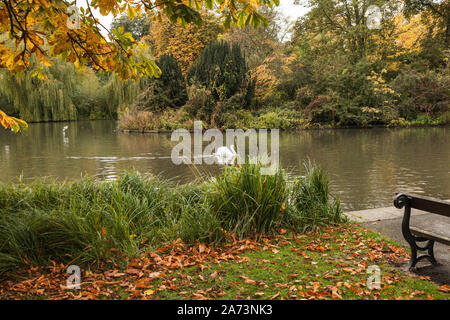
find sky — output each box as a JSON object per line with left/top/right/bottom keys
{"left": 277, "top": 0, "right": 309, "bottom": 22}
{"left": 84, "top": 1, "right": 308, "bottom": 36}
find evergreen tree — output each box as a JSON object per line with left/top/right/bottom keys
{"left": 155, "top": 54, "right": 188, "bottom": 107}
{"left": 187, "top": 41, "right": 248, "bottom": 100}
{"left": 132, "top": 54, "right": 187, "bottom": 111}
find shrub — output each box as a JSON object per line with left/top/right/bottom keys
{"left": 253, "top": 111, "right": 292, "bottom": 129}
{"left": 212, "top": 108, "right": 254, "bottom": 129}
{"left": 184, "top": 85, "right": 216, "bottom": 123}
{"left": 117, "top": 109, "right": 157, "bottom": 131}
{"left": 0, "top": 174, "right": 173, "bottom": 272}
{"left": 211, "top": 93, "right": 248, "bottom": 128}
{"left": 210, "top": 107, "right": 306, "bottom": 130}
{"left": 391, "top": 67, "right": 449, "bottom": 120}
{"left": 117, "top": 108, "right": 193, "bottom": 131}
{"left": 295, "top": 57, "right": 404, "bottom": 126}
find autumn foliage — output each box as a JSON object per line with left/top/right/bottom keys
{"left": 0, "top": 109, "right": 27, "bottom": 132}
{"left": 1, "top": 225, "right": 449, "bottom": 300}
{"left": 0, "top": 0, "right": 281, "bottom": 130}
{"left": 146, "top": 11, "right": 222, "bottom": 75}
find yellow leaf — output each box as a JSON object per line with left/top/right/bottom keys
{"left": 144, "top": 289, "right": 154, "bottom": 296}
{"left": 127, "top": 5, "right": 136, "bottom": 20}
{"left": 0, "top": 109, "right": 28, "bottom": 132}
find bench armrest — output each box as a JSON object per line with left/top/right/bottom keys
{"left": 394, "top": 193, "right": 414, "bottom": 242}
{"left": 394, "top": 193, "right": 411, "bottom": 210}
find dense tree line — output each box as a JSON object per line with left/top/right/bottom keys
{"left": 1, "top": 1, "right": 448, "bottom": 128}
{"left": 120, "top": 0, "right": 448, "bottom": 130}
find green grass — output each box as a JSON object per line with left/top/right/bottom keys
{"left": 1, "top": 224, "right": 448, "bottom": 300}
{"left": 124, "top": 226, "right": 449, "bottom": 300}
{"left": 0, "top": 172, "right": 190, "bottom": 273}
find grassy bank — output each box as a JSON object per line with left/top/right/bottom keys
{"left": 117, "top": 107, "right": 450, "bottom": 132}
{"left": 1, "top": 225, "right": 449, "bottom": 300}
{"left": 0, "top": 162, "right": 343, "bottom": 274}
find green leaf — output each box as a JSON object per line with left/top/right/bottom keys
{"left": 224, "top": 14, "right": 232, "bottom": 29}
{"left": 127, "top": 5, "right": 136, "bottom": 20}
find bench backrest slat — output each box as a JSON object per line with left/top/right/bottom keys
{"left": 407, "top": 194, "right": 450, "bottom": 217}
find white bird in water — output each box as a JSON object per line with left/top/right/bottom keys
{"left": 214, "top": 145, "right": 237, "bottom": 165}
{"left": 62, "top": 125, "right": 69, "bottom": 144}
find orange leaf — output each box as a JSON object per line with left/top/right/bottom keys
{"left": 271, "top": 291, "right": 280, "bottom": 299}
{"left": 438, "top": 285, "right": 450, "bottom": 293}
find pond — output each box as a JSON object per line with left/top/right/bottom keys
{"left": 0, "top": 120, "right": 449, "bottom": 211}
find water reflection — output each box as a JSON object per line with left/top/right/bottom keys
{"left": 0, "top": 121, "right": 448, "bottom": 210}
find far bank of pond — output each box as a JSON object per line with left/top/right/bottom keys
{"left": 0, "top": 120, "right": 449, "bottom": 211}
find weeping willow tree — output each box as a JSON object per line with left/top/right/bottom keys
{"left": 97, "top": 73, "right": 146, "bottom": 117}
{"left": 0, "top": 59, "right": 145, "bottom": 122}
{"left": 70, "top": 69, "right": 146, "bottom": 120}
{"left": 0, "top": 62, "right": 77, "bottom": 122}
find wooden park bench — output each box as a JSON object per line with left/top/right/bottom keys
{"left": 394, "top": 193, "right": 450, "bottom": 271}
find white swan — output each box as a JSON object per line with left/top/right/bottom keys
{"left": 62, "top": 125, "right": 69, "bottom": 144}
{"left": 214, "top": 145, "right": 236, "bottom": 165}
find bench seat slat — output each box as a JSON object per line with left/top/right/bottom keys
{"left": 410, "top": 227, "right": 450, "bottom": 246}
{"left": 410, "top": 214, "right": 450, "bottom": 245}
{"left": 409, "top": 195, "right": 450, "bottom": 217}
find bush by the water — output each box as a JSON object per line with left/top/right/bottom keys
{"left": 0, "top": 162, "right": 345, "bottom": 274}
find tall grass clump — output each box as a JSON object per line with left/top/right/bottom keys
{"left": 0, "top": 173, "right": 174, "bottom": 273}
{"left": 0, "top": 161, "right": 345, "bottom": 274}
{"left": 287, "top": 161, "right": 345, "bottom": 232}
{"left": 208, "top": 163, "right": 288, "bottom": 239}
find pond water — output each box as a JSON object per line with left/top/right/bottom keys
{"left": 0, "top": 120, "right": 449, "bottom": 211}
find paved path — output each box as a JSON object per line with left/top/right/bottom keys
{"left": 345, "top": 201, "right": 450, "bottom": 285}
{"left": 345, "top": 205, "right": 435, "bottom": 223}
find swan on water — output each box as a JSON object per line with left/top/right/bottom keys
{"left": 62, "top": 125, "right": 69, "bottom": 144}
{"left": 214, "top": 145, "right": 236, "bottom": 165}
